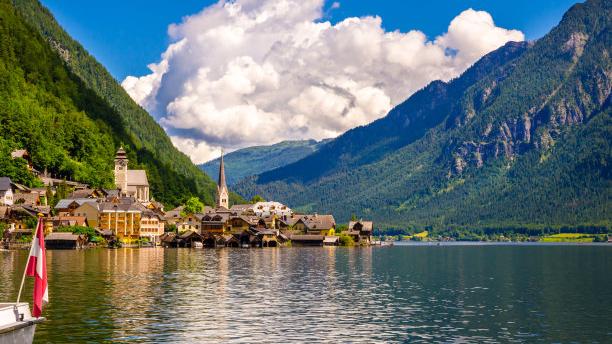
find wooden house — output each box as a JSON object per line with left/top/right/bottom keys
{"left": 346, "top": 220, "right": 374, "bottom": 244}
{"left": 45, "top": 232, "right": 87, "bottom": 249}
{"left": 294, "top": 214, "right": 336, "bottom": 236}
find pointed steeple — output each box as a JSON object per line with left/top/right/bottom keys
{"left": 216, "top": 150, "right": 229, "bottom": 209}
{"left": 218, "top": 150, "right": 227, "bottom": 189}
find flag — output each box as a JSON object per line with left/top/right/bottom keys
{"left": 25, "top": 217, "right": 48, "bottom": 318}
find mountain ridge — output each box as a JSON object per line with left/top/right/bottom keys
{"left": 236, "top": 0, "right": 611, "bottom": 232}
{"left": 9, "top": 0, "right": 250, "bottom": 206}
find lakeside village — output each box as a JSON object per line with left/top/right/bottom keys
{"left": 1, "top": 148, "right": 376, "bottom": 250}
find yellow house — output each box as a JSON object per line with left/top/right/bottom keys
{"left": 72, "top": 202, "right": 100, "bottom": 228}
{"left": 98, "top": 202, "right": 142, "bottom": 242}
{"left": 140, "top": 211, "right": 165, "bottom": 243}
{"left": 295, "top": 214, "right": 336, "bottom": 236}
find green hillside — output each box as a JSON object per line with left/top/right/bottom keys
{"left": 0, "top": 0, "right": 241, "bottom": 207}
{"left": 236, "top": 0, "right": 611, "bottom": 233}
{"left": 200, "top": 139, "right": 330, "bottom": 185}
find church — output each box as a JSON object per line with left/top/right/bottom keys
{"left": 216, "top": 152, "right": 229, "bottom": 209}
{"left": 114, "top": 147, "right": 150, "bottom": 203}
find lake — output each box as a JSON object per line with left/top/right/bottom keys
{"left": 1, "top": 244, "right": 611, "bottom": 343}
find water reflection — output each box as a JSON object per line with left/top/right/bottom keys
{"left": 0, "top": 245, "right": 610, "bottom": 343}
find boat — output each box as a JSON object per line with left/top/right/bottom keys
{"left": 0, "top": 303, "right": 44, "bottom": 344}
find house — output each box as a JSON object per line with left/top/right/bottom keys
{"left": 48, "top": 216, "right": 88, "bottom": 232}
{"left": 165, "top": 206, "right": 184, "bottom": 225}
{"left": 0, "top": 177, "right": 14, "bottom": 206}
{"left": 229, "top": 204, "right": 254, "bottom": 215}
{"left": 294, "top": 214, "right": 336, "bottom": 236}
{"left": 176, "top": 213, "right": 204, "bottom": 234}
{"left": 160, "top": 232, "right": 178, "bottom": 248}
{"left": 68, "top": 188, "right": 107, "bottom": 199}
{"left": 178, "top": 230, "right": 203, "bottom": 248}
{"left": 54, "top": 198, "right": 98, "bottom": 216}
{"left": 251, "top": 201, "right": 292, "bottom": 218}
{"left": 71, "top": 202, "right": 100, "bottom": 228}
{"left": 255, "top": 228, "right": 279, "bottom": 247}
{"left": 347, "top": 220, "right": 374, "bottom": 244}
{"left": 227, "top": 215, "right": 259, "bottom": 234}
{"left": 98, "top": 201, "right": 143, "bottom": 242}
{"left": 13, "top": 192, "right": 40, "bottom": 207}
{"left": 45, "top": 232, "right": 87, "bottom": 249}
{"left": 140, "top": 210, "right": 165, "bottom": 244}
{"left": 114, "top": 147, "right": 150, "bottom": 202}
{"left": 288, "top": 234, "right": 326, "bottom": 246}
{"left": 201, "top": 213, "right": 230, "bottom": 235}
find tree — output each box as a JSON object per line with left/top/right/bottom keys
{"left": 183, "top": 197, "right": 204, "bottom": 215}
{"left": 250, "top": 195, "right": 265, "bottom": 204}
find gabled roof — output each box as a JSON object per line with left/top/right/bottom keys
{"left": 55, "top": 198, "right": 98, "bottom": 210}
{"left": 45, "top": 232, "right": 84, "bottom": 241}
{"left": 0, "top": 177, "right": 12, "bottom": 192}
{"left": 127, "top": 170, "right": 148, "bottom": 186}
{"left": 298, "top": 214, "right": 336, "bottom": 230}
{"left": 348, "top": 220, "right": 373, "bottom": 232}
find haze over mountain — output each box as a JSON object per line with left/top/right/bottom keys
{"left": 199, "top": 139, "right": 331, "bottom": 186}
{"left": 236, "top": 0, "right": 611, "bottom": 231}
{"left": 0, "top": 0, "right": 242, "bottom": 207}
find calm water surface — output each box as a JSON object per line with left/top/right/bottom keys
{"left": 1, "top": 245, "right": 611, "bottom": 343}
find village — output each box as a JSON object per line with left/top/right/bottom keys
{"left": 0, "top": 148, "right": 374, "bottom": 249}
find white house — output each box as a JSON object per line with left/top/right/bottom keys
{"left": 252, "top": 201, "right": 292, "bottom": 218}
{"left": 0, "top": 177, "right": 14, "bottom": 206}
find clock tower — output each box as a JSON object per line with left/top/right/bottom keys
{"left": 114, "top": 146, "right": 128, "bottom": 194}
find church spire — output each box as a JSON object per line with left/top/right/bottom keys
{"left": 218, "top": 150, "right": 227, "bottom": 190}
{"left": 216, "top": 150, "right": 229, "bottom": 209}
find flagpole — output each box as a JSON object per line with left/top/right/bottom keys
{"left": 16, "top": 215, "right": 42, "bottom": 306}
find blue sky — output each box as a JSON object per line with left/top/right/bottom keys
{"left": 42, "top": 0, "right": 579, "bottom": 81}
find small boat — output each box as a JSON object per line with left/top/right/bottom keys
{"left": 380, "top": 241, "right": 394, "bottom": 247}
{"left": 0, "top": 303, "right": 44, "bottom": 344}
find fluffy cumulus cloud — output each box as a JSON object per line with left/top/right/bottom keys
{"left": 122, "top": 0, "right": 523, "bottom": 164}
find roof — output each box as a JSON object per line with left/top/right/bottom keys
{"left": 52, "top": 216, "right": 87, "bottom": 226}
{"left": 68, "top": 189, "right": 105, "bottom": 199}
{"left": 298, "top": 214, "right": 336, "bottom": 231}
{"left": 127, "top": 170, "right": 148, "bottom": 186}
{"left": 55, "top": 198, "right": 98, "bottom": 210}
{"left": 289, "top": 234, "right": 325, "bottom": 241}
{"left": 45, "top": 232, "right": 83, "bottom": 241}
{"left": 13, "top": 193, "right": 39, "bottom": 206}
{"left": 99, "top": 202, "right": 143, "bottom": 212}
{"left": 0, "top": 177, "right": 11, "bottom": 192}
{"left": 349, "top": 221, "right": 373, "bottom": 232}
{"left": 230, "top": 204, "right": 253, "bottom": 213}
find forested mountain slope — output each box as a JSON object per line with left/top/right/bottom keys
{"left": 236, "top": 0, "right": 611, "bottom": 232}
{"left": 1, "top": 0, "right": 241, "bottom": 206}
{"left": 200, "top": 139, "right": 330, "bottom": 185}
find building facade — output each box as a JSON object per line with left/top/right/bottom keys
{"left": 114, "top": 147, "right": 150, "bottom": 203}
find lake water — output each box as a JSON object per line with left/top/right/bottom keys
{"left": 1, "top": 244, "right": 611, "bottom": 343}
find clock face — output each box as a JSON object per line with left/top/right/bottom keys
{"left": 120, "top": 160, "right": 127, "bottom": 167}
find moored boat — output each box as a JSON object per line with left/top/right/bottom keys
{"left": 0, "top": 303, "right": 44, "bottom": 344}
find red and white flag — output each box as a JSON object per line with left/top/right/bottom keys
{"left": 25, "top": 218, "right": 48, "bottom": 317}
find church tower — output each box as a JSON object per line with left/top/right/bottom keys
{"left": 114, "top": 147, "right": 128, "bottom": 194}
{"left": 216, "top": 152, "right": 229, "bottom": 209}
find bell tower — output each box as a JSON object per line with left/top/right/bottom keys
{"left": 216, "top": 151, "right": 229, "bottom": 209}
{"left": 114, "top": 146, "right": 128, "bottom": 194}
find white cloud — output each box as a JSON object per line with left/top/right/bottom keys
{"left": 122, "top": 1, "right": 524, "bottom": 163}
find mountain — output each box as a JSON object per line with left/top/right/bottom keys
{"left": 200, "top": 139, "right": 331, "bottom": 185}
{"left": 1, "top": 0, "right": 242, "bottom": 207}
{"left": 236, "top": 0, "right": 611, "bottom": 233}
